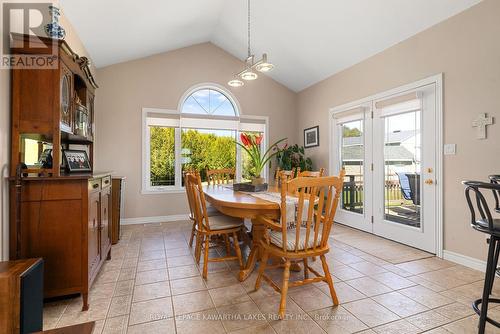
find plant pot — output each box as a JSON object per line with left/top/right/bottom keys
{"left": 251, "top": 177, "right": 265, "bottom": 185}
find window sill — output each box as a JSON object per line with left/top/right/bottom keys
{"left": 141, "top": 188, "right": 185, "bottom": 195}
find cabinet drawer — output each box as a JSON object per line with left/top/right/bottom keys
{"left": 88, "top": 179, "right": 101, "bottom": 192}
{"left": 102, "top": 176, "right": 111, "bottom": 189}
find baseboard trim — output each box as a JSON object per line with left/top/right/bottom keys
{"left": 121, "top": 214, "right": 189, "bottom": 225}
{"left": 443, "top": 250, "right": 486, "bottom": 272}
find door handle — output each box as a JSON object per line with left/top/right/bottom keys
{"left": 424, "top": 179, "right": 434, "bottom": 185}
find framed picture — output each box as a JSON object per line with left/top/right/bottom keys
{"left": 304, "top": 126, "right": 319, "bottom": 148}
{"left": 63, "top": 149, "right": 92, "bottom": 172}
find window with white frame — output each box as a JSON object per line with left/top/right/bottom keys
{"left": 142, "top": 85, "right": 268, "bottom": 193}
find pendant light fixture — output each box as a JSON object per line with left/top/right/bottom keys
{"left": 228, "top": 0, "right": 274, "bottom": 87}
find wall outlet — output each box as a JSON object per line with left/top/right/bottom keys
{"left": 444, "top": 144, "right": 456, "bottom": 155}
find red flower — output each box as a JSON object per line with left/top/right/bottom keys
{"left": 255, "top": 135, "right": 263, "bottom": 145}
{"left": 240, "top": 133, "right": 251, "bottom": 147}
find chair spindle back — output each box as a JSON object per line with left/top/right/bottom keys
{"left": 206, "top": 168, "right": 235, "bottom": 186}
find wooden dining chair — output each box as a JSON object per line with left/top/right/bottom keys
{"left": 206, "top": 168, "right": 235, "bottom": 186}
{"left": 298, "top": 168, "right": 325, "bottom": 178}
{"left": 186, "top": 172, "right": 245, "bottom": 279}
{"left": 254, "top": 171, "right": 345, "bottom": 318}
{"left": 275, "top": 167, "right": 299, "bottom": 186}
{"left": 184, "top": 171, "right": 221, "bottom": 247}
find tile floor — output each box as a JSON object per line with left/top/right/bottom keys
{"left": 43, "top": 221, "right": 500, "bottom": 333}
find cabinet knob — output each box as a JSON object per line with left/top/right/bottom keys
{"left": 92, "top": 183, "right": 99, "bottom": 189}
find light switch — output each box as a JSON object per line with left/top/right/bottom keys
{"left": 444, "top": 144, "right": 456, "bottom": 155}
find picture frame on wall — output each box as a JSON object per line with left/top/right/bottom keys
{"left": 63, "top": 149, "right": 92, "bottom": 172}
{"left": 304, "top": 125, "right": 319, "bottom": 148}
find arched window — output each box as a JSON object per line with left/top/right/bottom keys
{"left": 181, "top": 88, "right": 238, "bottom": 116}
{"left": 142, "top": 84, "right": 268, "bottom": 193}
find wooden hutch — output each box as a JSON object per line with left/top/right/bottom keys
{"left": 8, "top": 33, "right": 111, "bottom": 310}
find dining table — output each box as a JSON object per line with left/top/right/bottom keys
{"left": 203, "top": 184, "right": 283, "bottom": 281}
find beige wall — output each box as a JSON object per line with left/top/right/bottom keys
{"left": 0, "top": 3, "right": 93, "bottom": 260}
{"left": 296, "top": 0, "right": 500, "bottom": 261}
{"left": 94, "top": 43, "right": 297, "bottom": 219}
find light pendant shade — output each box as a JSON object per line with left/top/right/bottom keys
{"left": 228, "top": 79, "right": 244, "bottom": 87}
{"left": 255, "top": 62, "right": 274, "bottom": 72}
{"left": 241, "top": 70, "right": 258, "bottom": 81}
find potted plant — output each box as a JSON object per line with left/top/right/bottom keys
{"left": 236, "top": 133, "right": 286, "bottom": 185}
{"left": 274, "top": 144, "right": 313, "bottom": 175}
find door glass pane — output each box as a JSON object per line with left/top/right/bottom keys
{"left": 383, "top": 111, "right": 421, "bottom": 227}
{"left": 340, "top": 120, "right": 364, "bottom": 214}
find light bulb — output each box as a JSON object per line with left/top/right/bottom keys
{"left": 228, "top": 79, "right": 244, "bottom": 87}
{"left": 256, "top": 62, "right": 274, "bottom": 72}
{"left": 241, "top": 70, "right": 258, "bottom": 81}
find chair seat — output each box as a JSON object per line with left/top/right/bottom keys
{"left": 189, "top": 206, "right": 221, "bottom": 221}
{"left": 475, "top": 218, "right": 500, "bottom": 233}
{"left": 208, "top": 215, "right": 244, "bottom": 231}
{"left": 269, "top": 227, "right": 320, "bottom": 251}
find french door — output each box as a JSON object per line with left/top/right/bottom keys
{"left": 332, "top": 83, "right": 438, "bottom": 253}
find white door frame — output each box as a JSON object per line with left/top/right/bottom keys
{"left": 329, "top": 73, "right": 443, "bottom": 258}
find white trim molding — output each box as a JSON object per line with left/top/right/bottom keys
{"left": 121, "top": 214, "right": 190, "bottom": 225}
{"left": 443, "top": 250, "right": 486, "bottom": 272}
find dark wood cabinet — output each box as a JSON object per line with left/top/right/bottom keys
{"left": 111, "top": 177, "right": 125, "bottom": 244}
{"left": 8, "top": 34, "right": 108, "bottom": 311}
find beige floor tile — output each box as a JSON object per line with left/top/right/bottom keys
{"left": 167, "top": 247, "right": 192, "bottom": 257}
{"left": 132, "top": 280, "right": 171, "bottom": 302}
{"left": 90, "top": 282, "right": 116, "bottom": 302}
{"left": 93, "top": 319, "right": 105, "bottom": 334}
{"left": 372, "top": 319, "right": 420, "bottom": 334}
{"left": 406, "top": 310, "right": 451, "bottom": 331}
{"left": 434, "top": 302, "right": 475, "bottom": 321}
{"left": 137, "top": 259, "right": 167, "bottom": 272}
{"left": 168, "top": 264, "right": 200, "bottom": 280}
{"left": 333, "top": 266, "right": 365, "bottom": 281}
{"left": 308, "top": 306, "right": 368, "bottom": 333}
{"left": 43, "top": 316, "right": 59, "bottom": 330}
{"left": 343, "top": 299, "right": 399, "bottom": 328}
{"left": 373, "top": 291, "right": 429, "bottom": 317}
{"left": 288, "top": 285, "right": 336, "bottom": 312}
{"left": 316, "top": 281, "right": 366, "bottom": 304}
{"left": 167, "top": 254, "right": 196, "bottom": 268}
{"left": 139, "top": 249, "right": 166, "bottom": 261}
{"left": 371, "top": 272, "right": 417, "bottom": 290}
{"left": 95, "top": 269, "right": 121, "bottom": 284}
{"left": 175, "top": 308, "right": 226, "bottom": 334}
{"left": 349, "top": 261, "right": 388, "bottom": 275}
{"left": 102, "top": 315, "right": 128, "bottom": 334}
{"left": 113, "top": 280, "right": 134, "bottom": 297}
{"left": 108, "top": 295, "right": 132, "bottom": 318}
{"left": 216, "top": 300, "right": 267, "bottom": 332}
{"left": 395, "top": 258, "right": 454, "bottom": 275}
{"left": 135, "top": 268, "right": 169, "bottom": 285}
{"left": 205, "top": 270, "right": 241, "bottom": 289}
{"left": 399, "top": 285, "right": 454, "bottom": 308}
{"left": 407, "top": 275, "right": 448, "bottom": 292}
{"left": 117, "top": 267, "right": 136, "bottom": 281}
{"left": 344, "top": 277, "right": 392, "bottom": 297}
{"left": 171, "top": 276, "right": 207, "bottom": 295}
{"left": 443, "top": 313, "right": 500, "bottom": 334}
{"left": 129, "top": 297, "right": 173, "bottom": 325}
{"left": 227, "top": 323, "right": 276, "bottom": 334}
{"left": 127, "top": 319, "right": 176, "bottom": 334}
{"left": 209, "top": 284, "right": 251, "bottom": 307}
{"left": 173, "top": 290, "right": 215, "bottom": 315}
{"left": 121, "top": 257, "right": 138, "bottom": 269}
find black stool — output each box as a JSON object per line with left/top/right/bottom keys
{"left": 464, "top": 180, "right": 500, "bottom": 333}
{"left": 490, "top": 175, "right": 500, "bottom": 214}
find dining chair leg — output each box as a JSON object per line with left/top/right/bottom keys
{"left": 194, "top": 234, "right": 202, "bottom": 264}
{"left": 320, "top": 255, "right": 339, "bottom": 305}
{"left": 233, "top": 232, "right": 244, "bottom": 269}
{"left": 279, "top": 259, "right": 291, "bottom": 319}
{"left": 189, "top": 221, "right": 196, "bottom": 248}
{"left": 479, "top": 237, "right": 498, "bottom": 333}
{"left": 303, "top": 258, "right": 309, "bottom": 279}
{"left": 202, "top": 237, "right": 210, "bottom": 279}
{"left": 224, "top": 234, "right": 231, "bottom": 255}
{"left": 255, "top": 249, "right": 269, "bottom": 291}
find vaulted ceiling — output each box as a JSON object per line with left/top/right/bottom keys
{"left": 60, "top": 0, "right": 482, "bottom": 92}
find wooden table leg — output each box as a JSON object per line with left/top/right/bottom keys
{"left": 238, "top": 218, "right": 265, "bottom": 281}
